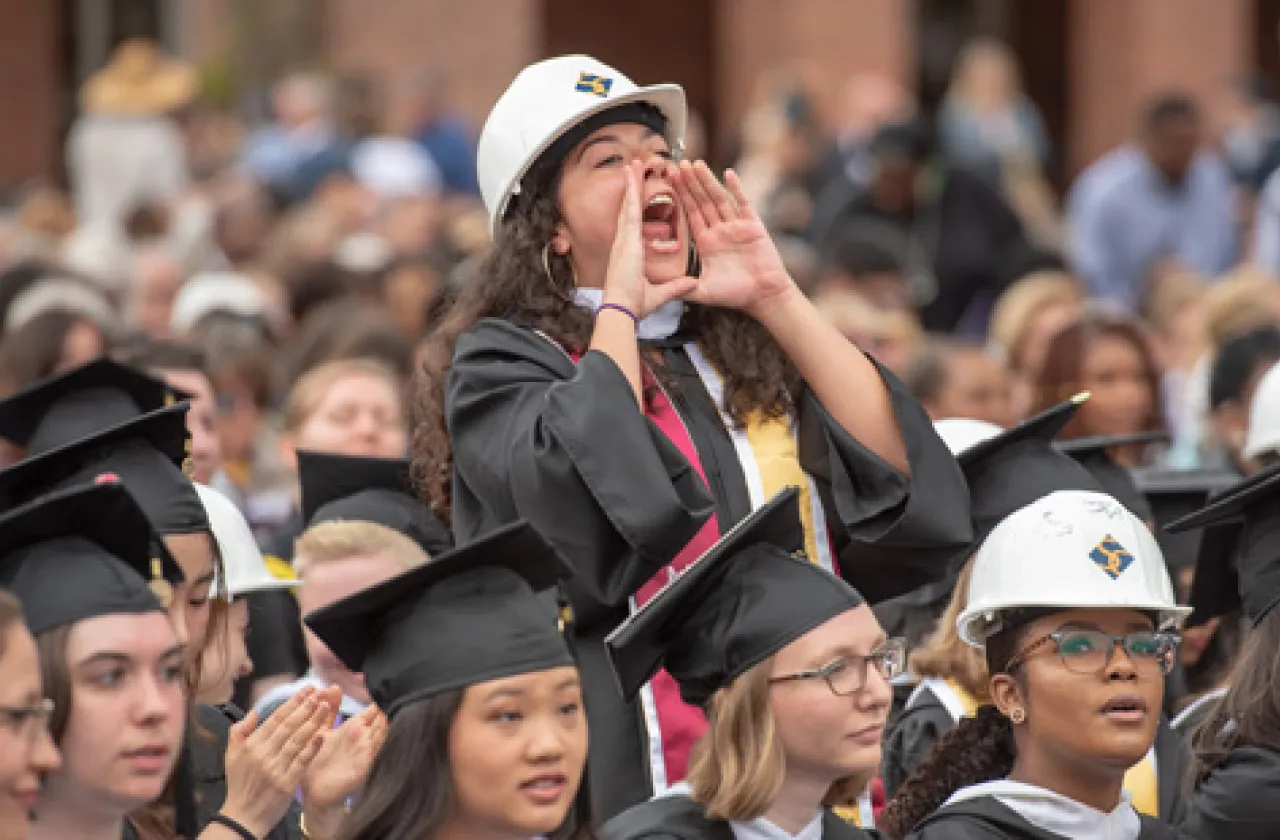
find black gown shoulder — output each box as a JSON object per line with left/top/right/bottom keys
{"left": 602, "top": 794, "right": 880, "bottom": 840}
{"left": 192, "top": 703, "right": 303, "bottom": 840}
{"left": 881, "top": 685, "right": 956, "bottom": 798}
{"left": 906, "top": 795, "right": 1175, "bottom": 839}
{"left": 1177, "top": 745, "right": 1280, "bottom": 840}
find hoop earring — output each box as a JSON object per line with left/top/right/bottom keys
{"left": 541, "top": 242, "right": 575, "bottom": 304}
{"left": 1009, "top": 707, "right": 1027, "bottom": 725}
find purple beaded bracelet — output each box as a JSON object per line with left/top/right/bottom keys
{"left": 597, "top": 302, "right": 640, "bottom": 325}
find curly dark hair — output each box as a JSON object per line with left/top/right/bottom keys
{"left": 877, "top": 622, "right": 1032, "bottom": 839}
{"left": 412, "top": 155, "right": 800, "bottom": 521}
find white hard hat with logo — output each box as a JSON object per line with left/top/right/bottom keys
{"left": 1243, "top": 360, "right": 1280, "bottom": 461}
{"left": 195, "top": 483, "right": 298, "bottom": 601}
{"left": 477, "top": 54, "right": 687, "bottom": 238}
{"left": 957, "top": 489, "right": 1188, "bottom": 648}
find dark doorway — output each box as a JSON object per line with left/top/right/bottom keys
{"left": 541, "top": 0, "right": 717, "bottom": 161}
{"left": 1258, "top": 0, "right": 1280, "bottom": 94}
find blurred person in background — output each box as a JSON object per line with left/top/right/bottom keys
{"left": 815, "top": 293, "right": 922, "bottom": 377}
{"left": 1220, "top": 73, "right": 1280, "bottom": 198}
{"left": 733, "top": 84, "right": 827, "bottom": 238}
{"left": 1067, "top": 94, "right": 1237, "bottom": 309}
{"left": 66, "top": 40, "right": 197, "bottom": 234}
{"left": 0, "top": 297, "right": 115, "bottom": 396}
{"left": 987, "top": 269, "right": 1085, "bottom": 417}
{"left": 1203, "top": 327, "right": 1280, "bottom": 474}
{"left": 905, "top": 338, "right": 1017, "bottom": 428}
{"left": 409, "top": 69, "right": 481, "bottom": 197}
{"left": 813, "top": 119, "right": 1033, "bottom": 335}
{"left": 1143, "top": 269, "right": 1207, "bottom": 457}
{"left": 938, "top": 39, "right": 1058, "bottom": 249}
{"left": 241, "top": 72, "right": 343, "bottom": 206}
{"left": 124, "top": 243, "right": 186, "bottom": 339}
{"left": 1031, "top": 310, "right": 1166, "bottom": 465}
{"left": 380, "top": 256, "right": 446, "bottom": 341}
{"left": 815, "top": 74, "right": 915, "bottom": 195}
{"left": 813, "top": 225, "right": 915, "bottom": 313}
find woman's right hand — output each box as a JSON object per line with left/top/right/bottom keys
{"left": 603, "top": 160, "right": 697, "bottom": 319}
{"left": 218, "top": 685, "right": 336, "bottom": 838}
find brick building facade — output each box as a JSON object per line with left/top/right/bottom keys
{"left": 1, "top": 0, "right": 1275, "bottom": 193}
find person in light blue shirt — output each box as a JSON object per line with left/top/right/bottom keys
{"left": 1068, "top": 95, "right": 1239, "bottom": 310}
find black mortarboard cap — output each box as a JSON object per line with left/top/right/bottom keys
{"left": 304, "top": 521, "right": 573, "bottom": 717}
{"left": 0, "top": 481, "right": 185, "bottom": 635}
{"left": 956, "top": 397, "right": 1103, "bottom": 545}
{"left": 1135, "top": 467, "right": 1239, "bottom": 574}
{"left": 1167, "top": 462, "right": 1280, "bottom": 627}
{"left": 0, "top": 407, "right": 207, "bottom": 536}
{"left": 0, "top": 357, "right": 187, "bottom": 455}
{"left": 298, "top": 450, "right": 453, "bottom": 556}
{"left": 605, "top": 487, "right": 865, "bottom": 707}
{"left": 1055, "top": 430, "right": 1169, "bottom": 522}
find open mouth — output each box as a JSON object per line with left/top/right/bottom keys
{"left": 642, "top": 193, "right": 679, "bottom": 252}
{"left": 1099, "top": 695, "right": 1148, "bottom": 724}
{"left": 519, "top": 772, "right": 569, "bottom": 804}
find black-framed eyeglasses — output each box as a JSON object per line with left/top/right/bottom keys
{"left": 768, "top": 637, "right": 907, "bottom": 696}
{"left": 1006, "top": 629, "right": 1179, "bottom": 676}
{"left": 0, "top": 699, "right": 54, "bottom": 743}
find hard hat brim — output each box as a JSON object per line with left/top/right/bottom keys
{"left": 957, "top": 601, "right": 1191, "bottom": 649}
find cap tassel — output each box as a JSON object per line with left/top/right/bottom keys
{"left": 149, "top": 557, "right": 173, "bottom": 608}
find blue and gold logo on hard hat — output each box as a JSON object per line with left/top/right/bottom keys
{"left": 1089, "top": 535, "right": 1135, "bottom": 580}
{"left": 575, "top": 72, "right": 613, "bottom": 97}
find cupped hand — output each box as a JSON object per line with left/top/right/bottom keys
{"left": 670, "top": 160, "right": 797, "bottom": 318}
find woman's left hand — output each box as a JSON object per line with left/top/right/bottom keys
{"left": 671, "top": 160, "right": 797, "bottom": 318}
{"left": 300, "top": 703, "right": 389, "bottom": 834}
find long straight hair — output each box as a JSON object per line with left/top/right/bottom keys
{"left": 336, "top": 689, "right": 595, "bottom": 840}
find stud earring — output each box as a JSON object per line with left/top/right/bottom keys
{"left": 1009, "top": 707, "right": 1027, "bottom": 725}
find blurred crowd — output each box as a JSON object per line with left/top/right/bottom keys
{"left": 4, "top": 35, "right": 1280, "bottom": 565}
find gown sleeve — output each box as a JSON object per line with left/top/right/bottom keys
{"left": 881, "top": 698, "right": 956, "bottom": 798}
{"left": 797, "top": 356, "right": 973, "bottom": 603}
{"left": 447, "top": 319, "right": 716, "bottom": 622}
{"left": 1177, "top": 746, "right": 1280, "bottom": 840}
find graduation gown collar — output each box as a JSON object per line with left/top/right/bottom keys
{"left": 573, "top": 287, "right": 685, "bottom": 341}
{"left": 944, "top": 780, "right": 1141, "bottom": 840}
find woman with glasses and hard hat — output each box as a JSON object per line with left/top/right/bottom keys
{"left": 602, "top": 489, "right": 902, "bottom": 839}
{"left": 876, "top": 490, "right": 1186, "bottom": 840}
{"left": 414, "top": 53, "right": 972, "bottom": 818}
{"left": 1166, "top": 461, "right": 1280, "bottom": 839}
{"left": 883, "top": 399, "right": 1189, "bottom": 823}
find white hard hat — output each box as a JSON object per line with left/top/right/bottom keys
{"left": 195, "top": 483, "right": 297, "bottom": 600}
{"left": 477, "top": 54, "right": 686, "bottom": 238}
{"left": 957, "top": 489, "right": 1188, "bottom": 648}
{"left": 1243, "top": 360, "right": 1280, "bottom": 461}
{"left": 933, "top": 417, "right": 1003, "bottom": 457}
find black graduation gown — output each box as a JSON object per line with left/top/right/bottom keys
{"left": 601, "top": 794, "right": 880, "bottom": 840}
{"left": 446, "top": 318, "right": 972, "bottom": 819}
{"left": 1177, "top": 746, "right": 1280, "bottom": 840}
{"left": 192, "top": 703, "right": 303, "bottom": 840}
{"left": 881, "top": 685, "right": 955, "bottom": 798}
{"left": 904, "top": 795, "right": 1176, "bottom": 840}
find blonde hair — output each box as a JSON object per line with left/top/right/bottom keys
{"left": 294, "top": 519, "right": 431, "bottom": 577}
{"left": 907, "top": 558, "right": 990, "bottom": 701}
{"left": 1201, "top": 266, "right": 1280, "bottom": 353}
{"left": 283, "top": 357, "right": 403, "bottom": 435}
{"left": 687, "top": 658, "right": 871, "bottom": 822}
{"left": 987, "top": 271, "right": 1083, "bottom": 371}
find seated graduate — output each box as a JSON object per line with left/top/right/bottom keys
{"left": 883, "top": 399, "right": 1187, "bottom": 820}
{"left": 1167, "top": 462, "right": 1280, "bottom": 840}
{"left": 878, "top": 490, "right": 1186, "bottom": 840}
{"left": 0, "top": 482, "right": 190, "bottom": 840}
{"left": 303, "top": 521, "right": 590, "bottom": 840}
{"left": 255, "top": 449, "right": 452, "bottom": 722}
{"left": 0, "top": 589, "right": 61, "bottom": 840}
{"left": 601, "top": 488, "right": 901, "bottom": 839}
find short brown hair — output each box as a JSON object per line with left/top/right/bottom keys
{"left": 988, "top": 271, "right": 1083, "bottom": 373}
{"left": 282, "top": 357, "right": 404, "bottom": 436}
{"left": 294, "top": 519, "right": 431, "bottom": 577}
{"left": 0, "top": 590, "right": 22, "bottom": 656}
{"left": 687, "top": 657, "right": 871, "bottom": 821}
